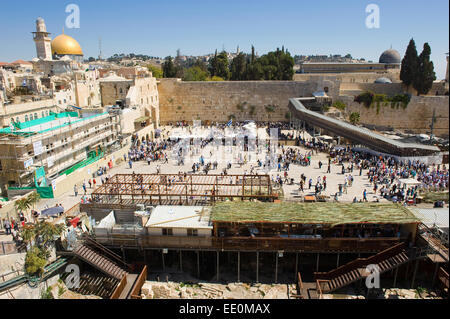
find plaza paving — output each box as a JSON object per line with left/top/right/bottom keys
{"left": 35, "top": 125, "right": 387, "bottom": 213}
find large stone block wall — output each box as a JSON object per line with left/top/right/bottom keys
{"left": 157, "top": 78, "right": 448, "bottom": 137}
{"left": 157, "top": 79, "right": 337, "bottom": 124}
{"left": 339, "top": 83, "right": 404, "bottom": 96}
{"left": 339, "top": 95, "right": 449, "bottom": 137}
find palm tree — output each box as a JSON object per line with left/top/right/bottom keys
{"left": 14, "top": 196, "right": 32, "bottom": 220}
{"left": 28, "top": 192, "right": 41, "bottom": 210}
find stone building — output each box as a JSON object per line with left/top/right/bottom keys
{"left": 100, "top": 71, "right": 160, "bottom": 135}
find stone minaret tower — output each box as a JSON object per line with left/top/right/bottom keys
{"left": 32, "top": 17, "right": 52, "bottom": 60}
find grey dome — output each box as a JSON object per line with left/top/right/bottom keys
{"left": 379, "top": 49, "right": 401, "bottom": 64}
{"left": 374, "top": 77, "right": 392, "bottom": 84}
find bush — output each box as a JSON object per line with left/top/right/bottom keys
{"left": 25, "top": 247, "right": 47, "bottom": 276}
{"left": 349, "top": 112, "right": 360, "bottom": 125}
{"left": 58, "top": 285, "right": 66, "bottom": 296}
{"left": 41, "top": 287, "right": 54, "bottom": 299}
{"left": 390, "top": 94, "right": 411, "bottom": 109}
{"left": 354, "top": 91, "right": 374, "bottom": 108}
{"left": 332, "top": 100, "right": 347, "bottom": 111}
{"left": 265, "top": 105, "right": 276, "bottom": 113}
{"left": 355, "top": 92, "right": 411, "bottom": 110}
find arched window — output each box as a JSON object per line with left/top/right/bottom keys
{"left": 42, "top": 111, "right": 45, "bottom": 117}
{"left": 25, "top": 115, "right": 29, "bottom": 122}
{"left": 16, "top": 117, "right": 19, "bottom": 122}
{"left": 34, "top": 113, "right": 38, "bottom": 119}
{"left": 119, "top": 88, "right": 123, "bottom": 94}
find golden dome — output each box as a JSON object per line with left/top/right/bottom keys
{"left": 51, "top": 33, "right": 83, "bottom": 56}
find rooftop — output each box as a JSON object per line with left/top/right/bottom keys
{"left": 210, "top": 202, "right": 420, "bottom": 226}
{"left": 145, "top": 206, "right": 212, "bottom": 229}
{"left": 409, "top": 207, "right": 449, "bottom": 231}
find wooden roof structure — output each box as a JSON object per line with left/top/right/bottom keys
{"left": 90, "top": 173, "right": 276, "bottom": 206}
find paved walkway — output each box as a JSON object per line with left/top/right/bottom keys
{"left": 34, "top": 127, "right": 389, "bottom": 213}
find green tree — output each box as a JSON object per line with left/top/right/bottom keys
{"left": 183, "top": 66, "right": 209, "bottom": 81}
{"left": 230, "top": 53, "right": 247, "bottom": 81}
{"left": 192, "top": 58, "right": 209, "bottom": 72}
{"left": 147, "top": 65, "right": 163, "bottom": 78}
{"left": 28, "top": 192, "right": 41, "bottom": 209}
{"left": 400, "top": 39, "right": 419, "bottom": 87}
{"left": 14, "top": 196, "right": 32, "bottom": 217}
{"left": 208, "top": 76, "right": 225, "bottom": 81}
{"left": 162, "top": 56, "right": 177, "bottom": 78}
{"left": 20, "top": 221, "right": 66, "bottom": 275}
{"left": 414, "top": 43, "right": 436, "bottom": 95}
{"left": 254, "top": 48, "right": 294, "bottom": 80}
{"left": 208, "top": 51, "right": 230, "bottom": 80}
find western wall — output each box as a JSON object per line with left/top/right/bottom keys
{"left": 157, "top": 79, "right": 338, "bottom": 124}
{"left": 157, "top": 78, "right": 449, "bottom": 137}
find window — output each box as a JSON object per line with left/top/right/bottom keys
{"left": 25, "top": 115, "right": 29, "bottom": 122}
{"left": 187, "top": 229, "right": 198, "bottom": 237}
{"left": 16, "top": 117, "right": 19, "bottom": 122}
{"left": 42, "top": 111, "right": 45, "bottom": 117}
{"left": 34, "top": 113, "right": 38, "bottom": 119}
{"left": 162, "top": 228, "right": 173, "bottom": 236}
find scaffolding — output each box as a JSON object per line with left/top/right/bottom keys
{"left": 90, "top": 173, "right": 277, "bottom": 206}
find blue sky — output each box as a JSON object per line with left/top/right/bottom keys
{"left": 0, "top": 0, "right": 448, "bottom": 78}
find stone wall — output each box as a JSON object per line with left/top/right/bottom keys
{"left": 157, "top": 79, "right": 337, "bottom": 124}
{"left": 339, "top": 83, "right": 404, "bottom": 96}
{"left": 339, "top": 95, "right": 449, "bottom": 137}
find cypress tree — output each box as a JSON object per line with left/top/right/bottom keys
{"left": 414, "top": 43, "right": 436, "bottom": 95}
{"left": 400, "top": 38, "right": 419, "bottom": 87}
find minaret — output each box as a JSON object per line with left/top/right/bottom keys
{"left": 446, "top": 53, "right": 449, "bottom": 82}
{"left": 32, "top": 17, "right": 52, "bottom": 60}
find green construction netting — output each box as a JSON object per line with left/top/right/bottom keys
{"left": 60, "top": 150, "right": 104, "bottom": 176}
{"left": 8, "top": 186, "right": 54, "bottom": 199}
{"left": 34, "top": 167, "right": 46, "bottom": 187}
{"left": 0, "top": 112, "right": 79, "bottom": 134}
{"left": 0, "top": 112, "right": 107, "bottom": 136}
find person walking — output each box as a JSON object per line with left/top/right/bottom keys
{"left": 74, "top": 185, "right": 78, "bottom": 197}
{"left": 363, "top": 189, "right": 368, "bottom": 202}
{"left": 82, "top": 182, "right": 87, "bottom": 195}
{"left": 4, "top": 219, "right": 11, "bottom": 235}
